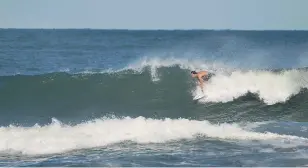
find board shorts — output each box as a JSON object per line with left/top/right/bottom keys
{"left": 202, "top": 73, "right": 214, "bottom": 81}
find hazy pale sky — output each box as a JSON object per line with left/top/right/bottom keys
{"left": 1, "top": 0, "right": 307, "bottom": 30}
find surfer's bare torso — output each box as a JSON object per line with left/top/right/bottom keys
{"left": 191, "top": 71, "right": 208, "bottom": 92}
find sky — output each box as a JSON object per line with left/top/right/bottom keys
{"left": 1, "top": 0, "right": 308, "bottom": 30}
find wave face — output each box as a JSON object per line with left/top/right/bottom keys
{"left": 1, "top": 58, "right": 308, "bottom": 126}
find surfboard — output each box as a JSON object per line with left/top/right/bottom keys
{"left": 193, "top": 95, "right": 206, "bottom": 101}
{"left": 193, "top": 95, "right": 205, "bottom": 104}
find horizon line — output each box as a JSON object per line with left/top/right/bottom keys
{"left": 1, "top": 28, "right": 308, "bottom": 31}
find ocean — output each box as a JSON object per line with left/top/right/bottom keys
{"left": 0, "top": 29, "right": 308, "bottom": 166}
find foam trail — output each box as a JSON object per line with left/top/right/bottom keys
{"left": 0, "top": 117, "right": 307, "bottom": 155}
{"left": 195, "top": 69, "right": 308, "bottom": 105}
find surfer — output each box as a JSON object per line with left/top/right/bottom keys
{"left": 191, "top": 71, "right": 209, "bottom": 93}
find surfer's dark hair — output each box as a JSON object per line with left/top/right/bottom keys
{"left": 191, "top": 71, "right": 197, "bottom": 74}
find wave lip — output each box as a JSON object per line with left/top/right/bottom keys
{"left": 0, "top": 117, "right": 307, "bottom": 155}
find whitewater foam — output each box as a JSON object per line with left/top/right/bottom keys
{"left": 0, "top": 117, "right": 307, "bottom": 155}
{"left": 194, "top": 69, "right": 308, "bottom": 105}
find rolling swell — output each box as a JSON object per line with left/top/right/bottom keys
{"left": 0, "top": 66, "right": 308, "bottom": 126}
